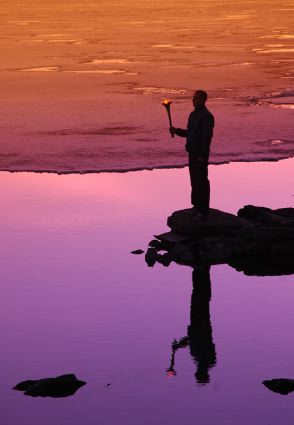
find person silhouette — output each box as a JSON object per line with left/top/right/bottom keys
{"left": 170, "top": 90, "right": 214, "bottom": 219}
{"left": 167, "top": 264, "right": 217, "bottom": 384}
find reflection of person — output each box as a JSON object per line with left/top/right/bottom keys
{"left": 170, "top": 90, "right": 214, "bottom": 218}
{"left": 167, "top": 265, "right": 217, "bottom": 385}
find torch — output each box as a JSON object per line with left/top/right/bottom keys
{"left": 162, "top": 99, "right": 174, "bottom": 137}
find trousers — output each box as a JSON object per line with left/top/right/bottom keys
{"left": 188, "top": 154, "right": 210, "bottom": 215}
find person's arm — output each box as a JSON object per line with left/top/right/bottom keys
{"left": 170, "top": 127, "right": 187, "bottom": 137}
{"left": 198, "top": 115, "right": 214, "bottom": 158}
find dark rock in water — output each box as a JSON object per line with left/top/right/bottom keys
{"left": 13, "top": 380, "right": 36, "bottom": 391}
{"left": 230, "top": 257, "right": 294, "bottom": 276}
{"left": 157, "top": 253, "right": 172, "bottom": 267}
{"left": 238, "top": 205, "right": 294, "bottom": 227}
{"left": 148, "top": 239, "right": 162, "bottom": 249}
{"left": 147, "top": 205, "right": 294, "bottom": 275}
{"left": 169, "top": 243, "right": 195, "bottom": 264}
{"left": 263, "top": 378, "right": 294, "bottom": 395}
{"left": 145, "top": 247, "right": 158, "bottom": 267}
{"left": 168, "top": 208, "right": 248, "bottom": 237}
{"left": 131, "top": 249, "right": 144, "bottom": 255}
{"left": 197, "top": 237, "right": 234, "bottom": 264}
{"left": 13, "top": 374, "right": 86, "bottom": 398}
{"left": 155, "top": 231, "right": 193, "bottom": 245}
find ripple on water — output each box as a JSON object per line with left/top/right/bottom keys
{"left": 17, "top": 38, "right": 87, "bottom": 45}
{"left": 46, "top": 39, "right": 86, "bottom": 44}
{"left": 260, "top": 34, "right": 294, "bottom": 39}
{"left": 253, "top": 48, "right": 294, "bottom": 54}
{"left": 151, "top": 44, "right": 194, "bottom": 49}
{"left": 64, "top": 69, "right": 138, "bottom": 75}
{"left": 223, "top": 14, "right": 252, "bottom": 19}
{"left": 88, "top": 59, "right": 132, "bottom": 64}
{"left": 14, "top": 67, "right": 138, "bottom": 75}
{"left": 128, "top": 21, "right": 147, "bottom": 24}
{"left": 19, "top": 66, "right": 60, "bottom": 72}
{"left": 271, "top": 103, "right": 294, "bottom": 109}
{"left": 37, "top": 34, "right": 73, "bottom": 37}
{"left": 7, "top": 20, "right": 41, "bottom": 25}
{"left": 270, "top": 140, "right": 284, "bottom": 145}
{"left": 259, "top": 139, "right": 294, "bottom": 146}
{"left": 18, "top": 40, "right": 45, "bottom": 43}
{"left": 133, "top": 86, "right": 187, "bottom": 95}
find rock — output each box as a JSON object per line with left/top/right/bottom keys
{"left": 197, "top": 237, "right": 233, "bottom": 264}
{"left": 235, "top": 225, "right": 294, "bottom": 244}
{"left": 148, "top": 239, "right": 162, "bottom": 249}
{"left": 13, "top": 374, "right": 86, "bottom": 398}
{"left": 145, "top": 247, "right": 158, "bottom": 267}
{"left": 146, "top": 205, "right": 294, "bottom": 275}
{"left": 157, "top": 253, "right": 172, "bottom": 267}
{"left": 169, "top": 243, "right": 195, "bottom": 265}
{"left": 263, "top": 378, "right": 294, "bottom": 395}
{"left": 269, "top": 242, "right": 294, "bottom": 257}
{"left": 229, "top": 257, "right": 294, "bottom": 276}
{"left": 168, "top": 208, "right": 248, "bottom": 237}
{"left": 131, "top": 249, "right": 144, "bottom": 255}
{"left": 238, "top": 205, "right": 294, "bottom": 227}
{"left": 276, "top": 208, "right": 294, "bottom": 220}
{"left": 155, "top": 231, "right": 193, "bottom": 244}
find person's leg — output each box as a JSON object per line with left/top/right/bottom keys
{"left": 188, "top": 154, "right": 199, "bottom": 208}
{"left": 198, "top": 162, "right": 210, "bottom": 215}
{"left": 188, "top": 155, "right": 210, "bottom": 215}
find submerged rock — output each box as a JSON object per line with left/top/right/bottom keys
{"left": 13, "top": 374, "right": 86, "bottom": 398}
{"left": 263, "top": 378, "right": 294, "bottom": 395}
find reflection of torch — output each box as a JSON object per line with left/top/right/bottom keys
{"left": 162, "top": 99, "right": 174, "bottom": 137}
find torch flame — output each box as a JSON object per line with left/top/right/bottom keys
{"left": 162, "top": 99, "right": 172, "bottom": 106}
{"left": 166, "top": 370, "right": 177, "bottom": 378}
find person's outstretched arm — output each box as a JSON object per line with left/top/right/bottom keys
{"left": 170, "top": 127, "right": 187, "bottom": 137}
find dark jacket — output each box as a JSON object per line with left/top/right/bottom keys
{"left": 175, "top": 106, "right": 214, "bottom": 159}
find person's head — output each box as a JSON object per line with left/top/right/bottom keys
{"left": 192, "top": 90, "right": 208, "bottom": 108}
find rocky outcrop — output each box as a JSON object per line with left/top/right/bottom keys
{"left": 168, "top": 208, "right": 247, "bottom": 237}
{"left": 13, "top": 374, "right": 86, "bottom": 398}
{"left": 146, "top": 205, "right": 294, "bottom": 276}
{"left": 263, "top": 378, "right": 294, "bottom": 395}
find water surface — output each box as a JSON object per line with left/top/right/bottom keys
{"left": 1, "top": 159, "right": 294, "bottom": 424}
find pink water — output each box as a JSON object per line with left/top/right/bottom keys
{"left": 0, "top": 159, "right": 294, "bottom": 424}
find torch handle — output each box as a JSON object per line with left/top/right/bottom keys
{"left": 167, "top": 109, "right": 174, "bottom": 138}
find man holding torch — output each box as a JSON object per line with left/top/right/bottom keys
{"left": 170, "top": 90, "right": 214, "bottom": 218}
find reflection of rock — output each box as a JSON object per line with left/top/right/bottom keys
{"left": 13, "top": 374, "right": 86, "bottom": 398}
{"left": 145, "top": 247, "right": 158, "bottom": 267}
{"left": 148, "top": 239, "right": 163, "bottom": 249}
{"left": 263, "top": 378, "right": 294, "bottom": 395}
{"left": 131, "top": 249, "right": 144, "bottom": 254}
{"left": 146, "top": 205, "right": 294, "bottom": 276}
{"left": 156, "top": 252, "right": 172, "bottom": 267}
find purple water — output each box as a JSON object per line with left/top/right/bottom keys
{"left": 1, "top": 159, "right": 294, "bottom": 424}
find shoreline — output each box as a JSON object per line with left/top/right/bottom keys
{"left": 0, "top": 154, "right": 293, "bottom": 175}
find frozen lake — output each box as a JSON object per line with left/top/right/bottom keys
{"left": 0, "top": 0, "right": 293, "bottom": 172}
